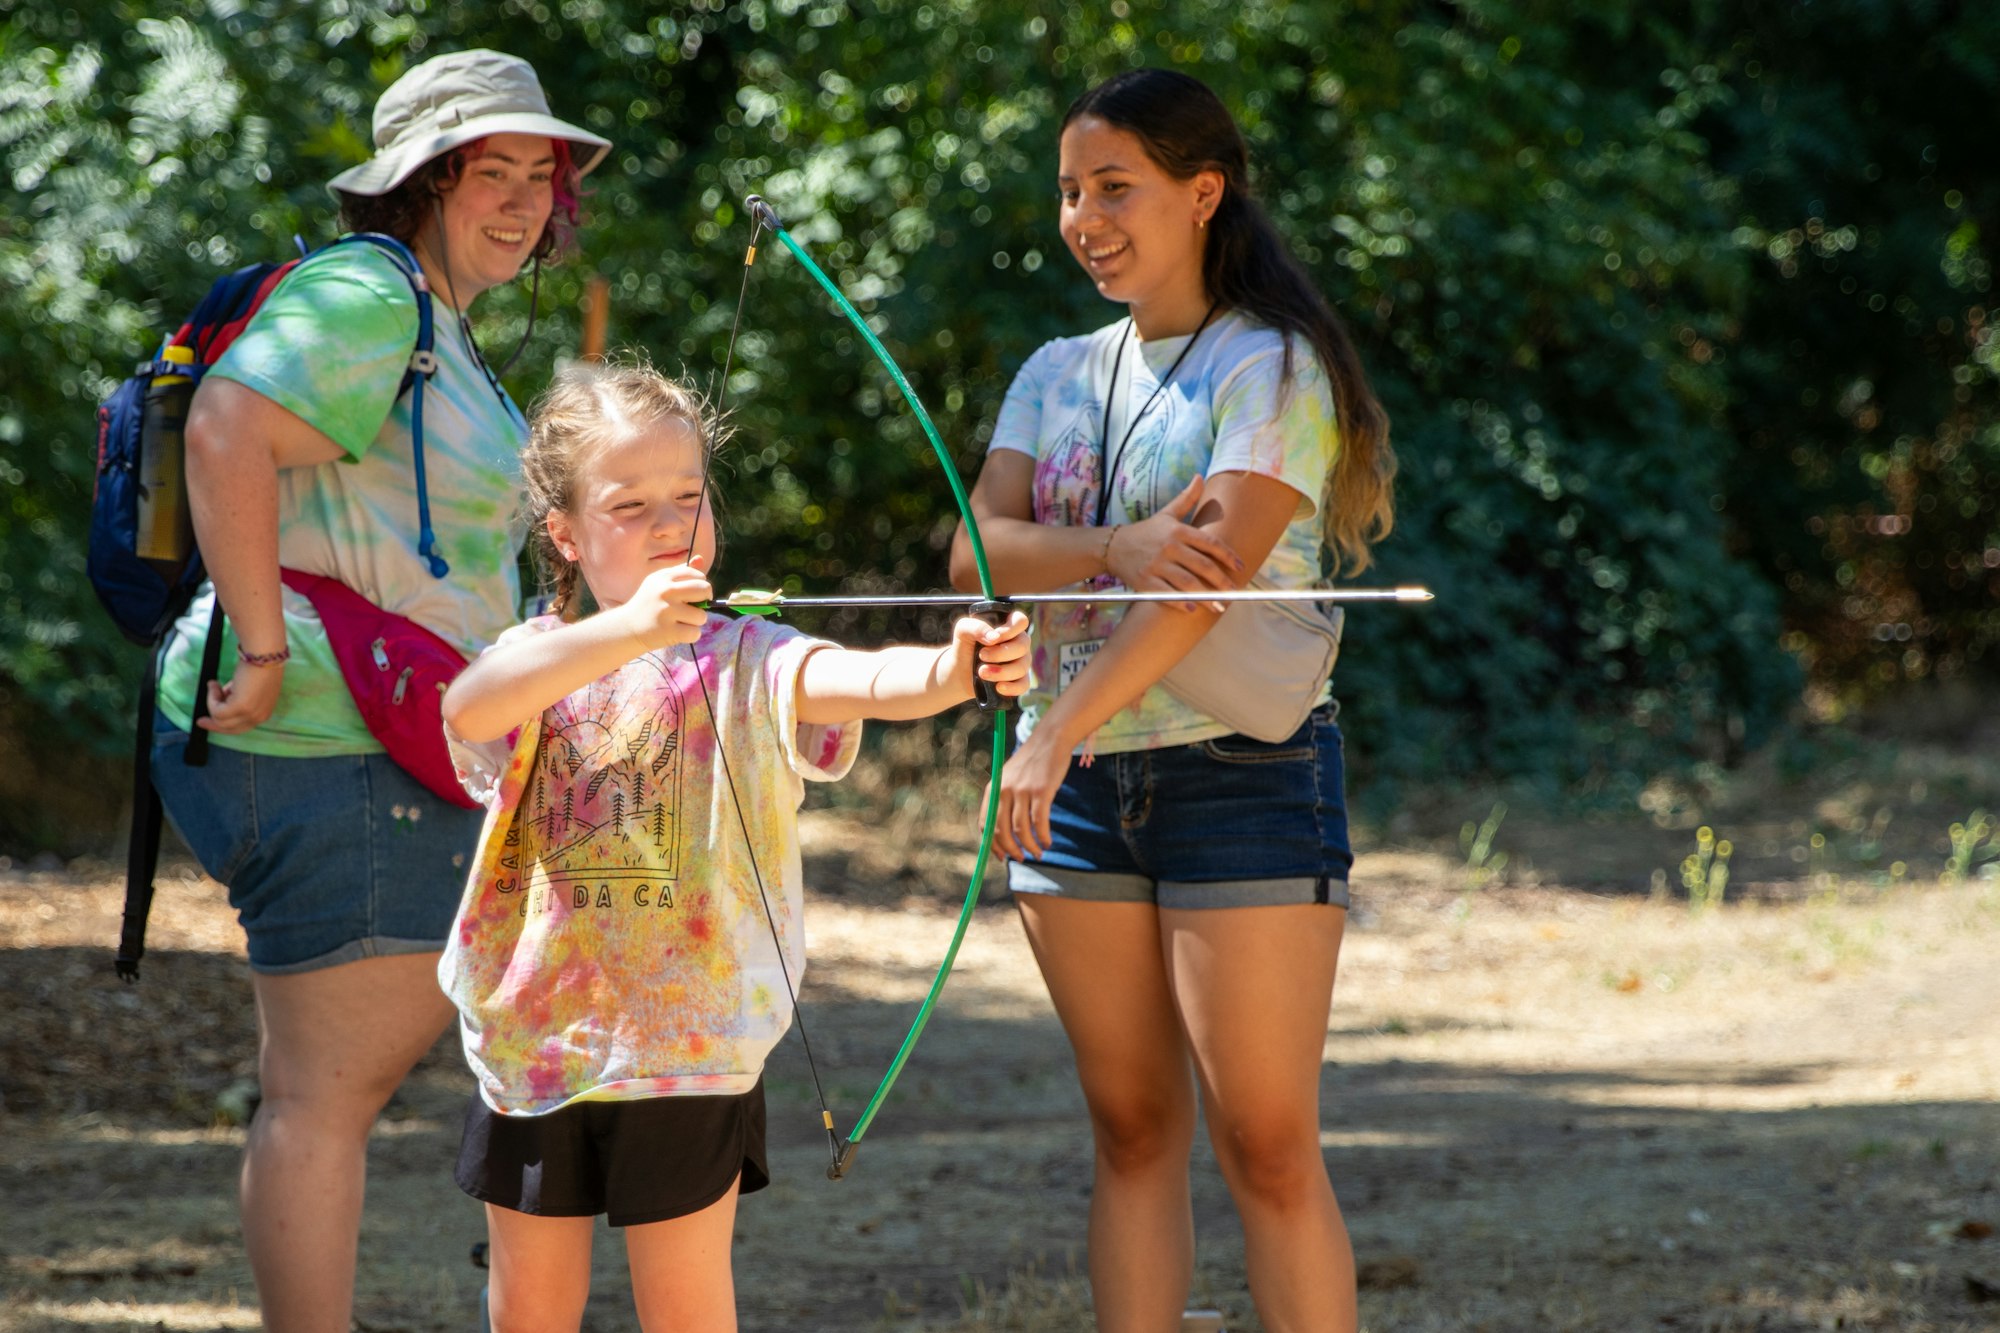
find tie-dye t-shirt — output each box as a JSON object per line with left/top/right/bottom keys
{"left": 438, "top": 613, "right": 859, "bottom": 1116}
{"left": 156, "top": 241, "right": 528, "bottom": 756}
{"left": 988, "top": 311, "right": 1340, "bottom": 753}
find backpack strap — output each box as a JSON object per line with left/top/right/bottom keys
{"left": 118, "top": 600, "right": 226, "bottom": 982}
{"left": 183, "top": 598, "right": 227, "bottom": 765}
{"left": 115, "top": 644, "right": 168, "bottom": 982}
{"left": 335, "top": 232, "right": 448, "bottom": 579}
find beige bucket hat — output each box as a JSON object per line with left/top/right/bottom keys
{"left": 327, "top": 48, "right": 612, "bottom": 198}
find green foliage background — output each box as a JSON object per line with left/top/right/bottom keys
{"left": 1, "top": 0, "right": 1994, "bottom": 848}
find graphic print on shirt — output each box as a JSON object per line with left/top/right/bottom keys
{"left": 1032, "top": 379, "right": 1180, "bottom": 532}
{"left": 442, "top": 618, "right": 862, "bottom": 1115}
{"left": 1109, "top": 396, "right": 1178, "bottom": 524}
{"left": 508, "top": 653, "right": 685, "bottom": 909}
{"left": 1035, "top": 415, "right": 1102, "bottom": 529}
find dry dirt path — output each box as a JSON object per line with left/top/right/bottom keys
{"left": 3, "top": 823, "right": 1998, "bottom": 1332}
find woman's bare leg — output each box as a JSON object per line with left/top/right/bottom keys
{"left": 1017, "top": 896, "right": 1197, "bottom": 1333}
{"left": 240, "top": 952, "right": 456, "bottom": 1332}
{"left": 1164, "top": 904, "right": 1353, "bottom": 1333}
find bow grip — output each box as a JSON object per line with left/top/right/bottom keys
{"left": 968, "top": 599, "right": 1014, "bottom": 712}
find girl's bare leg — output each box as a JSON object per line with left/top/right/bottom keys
{"left": 625, "top": 1176, "right": 742, "bottom": 1333}
{"left": 484, "top": 1206, "right": 594, "bottom": 1331}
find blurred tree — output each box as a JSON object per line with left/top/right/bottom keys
{"left": 2, "top": 0, "right": 1981, "bottom": 849}
{"left": 1694, "top": 0, "right": 2000, "bottom": 713}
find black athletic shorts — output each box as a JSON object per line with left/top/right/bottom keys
{"left": 455, "top": 1079, "right": 770, "bottom": 1228}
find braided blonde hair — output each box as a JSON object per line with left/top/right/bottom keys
{"left": 522, "top": 356, "right": 725, "bottom": 620}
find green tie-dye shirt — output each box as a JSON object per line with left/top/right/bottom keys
{"left": 988, "top": 311, "right": 1340, "bottom": 754}
{"left": 156, "top": 242, "right": 528, "bottom": 756}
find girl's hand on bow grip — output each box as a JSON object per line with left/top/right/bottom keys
{"left": 617, "top": 557, "right": 712, "bottom": 652}
{"left": 948, "top": 609, "right": 1032, "bottom": 700}
{"left": 1107, "top": 475, "right": 1246, "bottom": 611}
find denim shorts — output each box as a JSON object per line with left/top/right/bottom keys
{"left": 1007, "top": 703, "right": 1353, "bottom": 909}
{"left": 151, "top": 717, "right": 483, "bottom": 973}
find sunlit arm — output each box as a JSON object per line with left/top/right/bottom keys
{"left": 949, "top": 449, "right": 1247, "bottom": 598}
{"left": 444, "top": 562, "right": 713, "bottom": 744}
{"left": 796, "top": 612, "right": 1031, "bottom": 726}
{"left": 182, "top": 377, "right": 347, "bottom": 733}
{"left": 442, "top": 612, "right": 659, "bottom": 745}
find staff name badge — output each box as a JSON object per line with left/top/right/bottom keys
{"left": 1058, "top": 638, "right": 1105, "bottom": 693}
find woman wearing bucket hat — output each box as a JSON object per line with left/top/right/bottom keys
{"left": 147, "top": 49, "right": 607, "bottom": 1331}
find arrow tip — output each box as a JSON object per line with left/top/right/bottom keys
{"left": 1394, "top": 586, "right": 1435, "bottom": 601}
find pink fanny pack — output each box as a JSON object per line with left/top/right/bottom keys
{"left": 280, "top": 568, "right": 478, "bottom": 809}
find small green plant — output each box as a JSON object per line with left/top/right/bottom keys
{"left": 1682, "top": 825, "right": 1732, "bottom": 912}
{"left": 1460, "top": 800, "right": 1509, "bottom": 891}
{"left": 1942, "top": 810, "right": 1998, "bottom": 885}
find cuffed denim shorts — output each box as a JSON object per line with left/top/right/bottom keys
{"left": 1008, "top": 702, "right": 1353, "bottom": 909}
{"left": 151, "top": 716, "right": 483, "bottom": 974}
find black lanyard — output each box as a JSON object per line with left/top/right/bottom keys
{"left": 1095, "top": 302, "right": 1220, "bottom": 528}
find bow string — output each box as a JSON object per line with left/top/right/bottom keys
{"left": 694, "top": 194, "right": 1009, "bottom": 1182}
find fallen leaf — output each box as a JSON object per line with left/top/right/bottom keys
{"left": 1357, "top": 1255, "right": 1421, "bottom": 1290}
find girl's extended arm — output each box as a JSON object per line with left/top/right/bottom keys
{"left": 442, "top": 561, "right": 712, "bottom": 744}
{"left": 796, "top": 612, "right": 1031, "bottom": 726}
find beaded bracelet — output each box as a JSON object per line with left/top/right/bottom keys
{"left": 237, "top": 644, "right": 291, "bottom": 668}
{"left": 1100, "top": 523, "right": 1121, "bottom": 572}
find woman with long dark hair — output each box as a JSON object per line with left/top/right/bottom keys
{"left": 150, "top": 50, "right": 606, "bottom": 1330}
{"left": 951, "top": 67, "right": 1394, "bottom": 1331}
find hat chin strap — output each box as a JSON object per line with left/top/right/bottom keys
{"left": 496, "top": 258, "right": 540, "bottom": 377}
{"left": 426, "top": 194, "right": 541, "bottom": 395}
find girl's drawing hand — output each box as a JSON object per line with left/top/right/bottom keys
{"left": 947, "top": 609, "right": 1032, "bottom": 701}
{"left": 1107, "top": 475, "right": 1245, "bottom": 611}
{"left": 617, "top": 556, "right": 712, "bottom": 652}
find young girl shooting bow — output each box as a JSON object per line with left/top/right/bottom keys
{"left": 439, "top": 359, "right": 1029, "bottom": 1330}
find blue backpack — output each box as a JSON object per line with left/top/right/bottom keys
{"left": 91, "top": 232, "right": 442, "bottom": 979}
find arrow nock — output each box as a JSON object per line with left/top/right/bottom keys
{"left": 745, "top": 194, "right": 785, "bottom": 232}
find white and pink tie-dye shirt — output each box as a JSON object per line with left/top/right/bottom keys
{"left": 989, "top": 311, "right": 1340, "bottom": 753}
{"left": 439, "top": 614, "right": 858, "bottom": 1116}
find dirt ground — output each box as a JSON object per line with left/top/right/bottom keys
{"left": 5, "top": 727, "right": 2000, "bottom": 1332}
